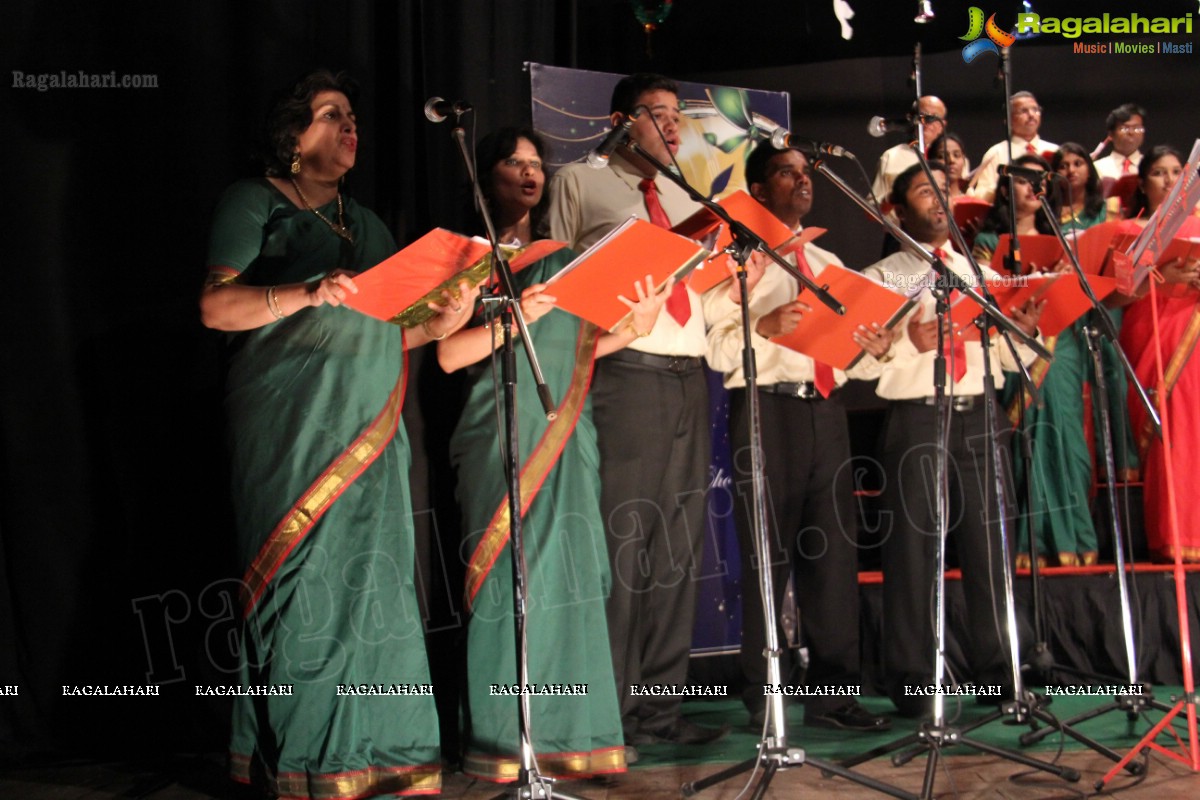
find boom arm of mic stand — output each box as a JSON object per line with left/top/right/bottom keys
{"left": 451, "top": 127, "right": 557, "bottom": 419}
{"left": 1038, "top": 196, "right": 1162, "bottom": 437}
{"left": 623, "top": 141, "right": 845, "bottom": 315}
{"left": 918, "top": 153, "right": 1045, "bottom": 402}
{"left": 813, "top": 158, "right": 1052, "bottom": 362}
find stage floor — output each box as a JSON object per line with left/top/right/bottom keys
{"left": 5, "top": 690, "right": 1198, "bottom": 800}
{"left": 0, "top": 747, "right": 1194, "bottom": 800}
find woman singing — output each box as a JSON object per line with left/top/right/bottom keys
{"left": 201, "top": 70, "right": 474, "bottom": 798}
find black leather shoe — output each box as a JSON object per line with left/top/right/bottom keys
{"left": 806, "top": 701, "right": 892, "bottom": 732}
{"left": 630, "top": 717, "right": 730, "bottom": 745}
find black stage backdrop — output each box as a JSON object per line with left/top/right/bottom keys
{"left": 2, "top": 0, "right": 1198, "bottom": 760}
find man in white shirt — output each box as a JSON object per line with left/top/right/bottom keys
{"left": 704, "top": 144, "right": 894, "bottom": 732}
{"left": 969, "top": 91, "right": 1058, "bottom": 203}
{"left": 547, "top": 73, "right": 725, "bottom": 750}
{"left": 1094, "top": 103, "right": 1146, "bottom": 182}
{"left": 864, "top": 162, "right": 1043, "bottom": 716}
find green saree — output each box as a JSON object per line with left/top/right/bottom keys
{"left": 449, "top": 251, "right": 626, "bottom": 781}
{"left": 209, "top": 180, "right": 440, "bottom": 798}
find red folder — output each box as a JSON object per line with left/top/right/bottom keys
{"left": 545, "top": 217, "right": 710, "bottom": 331}
{"left": 989, "top": 234, "right": 1064, "bottom": 275}
{"left": 346, "top": 229, "right": 565, "bottom": 327}
{"left": 769, "top": 264, "right": 910, "bottom": 370}
{"left": 947, "top": 273, "right": 1118, "bottom": 342}
{"left": 672, "top": 190, "right": 819, "bottom": 294}
{"left": 953, "top": 197, "right": 992, "bottom": 234}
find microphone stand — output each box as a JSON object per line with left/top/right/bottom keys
{"left": 815, "top": 152, "right": 1080, "bottom": 797}
{"left": 442, "top": 117, "right": 583, "bottom": 800}
{"left": 622, "top": 141, "right": 845, "bottom": 315}
{"left": 616, "top": 142, "right": 910, "bottom": 800}
{"left": 1015, "top": 193, "right": 1168, "bottom": 762}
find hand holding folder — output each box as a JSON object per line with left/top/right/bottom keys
{"left": 344, "top": 228, "right": 565, "bottom": 327}
{"left": 768, "top": 263, "right": 910, "bottom": 371}
{"left": 543, "top": 217, "right": 710, "bottom": 331}
{"left": 671, "top": 190, "right": 825, "bottom": 294}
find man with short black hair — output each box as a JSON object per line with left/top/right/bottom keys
{"left": 1095, "top": 102, "right": 1147, "bottom": 181}
{"left": 547, "top": 72, "right": 726, "bottom": 751}
{"left": 866, "top": 162, "right": 1043, "bottom": 716}
{"left": 704, "top": 143, "right": 893, "bottom": 732}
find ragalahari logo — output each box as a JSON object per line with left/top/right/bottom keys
{"left": 960, "top": 7, "right": 1016, "bottom": 62}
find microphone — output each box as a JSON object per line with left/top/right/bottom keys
{"left": 769, "top": 128, "right": 850, "bottom": 158}
{"left": 424, "top": 97, "right": 472, "bottom": 123}
{"left": 586, "top": 108, "right": 642, "bottom": 169}
{"left": 867, "top": 115, "right": 912, "bottom": 138}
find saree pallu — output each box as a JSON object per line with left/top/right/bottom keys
{"left": 212, "top": 181, "right": 439, "bottom": 798}
{"left": 449, "top": 251, "right": 625, "bottom": 781}
{"left": 1122, "top": 293, "right": 1200, "bottom": 562}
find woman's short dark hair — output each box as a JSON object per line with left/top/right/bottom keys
{"left": 1051, "top": 142, "right": 1104, "bottom": 220}
{"left": 262, "top": 69, "right": 358, "bottom": 176}
{"left": 1128, "top": 144, "right": 1184, "bottom": 218}
{"left": 474, "top": 127, "right": 551, "bottom": 238}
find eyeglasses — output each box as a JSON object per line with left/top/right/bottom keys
{"left": 1015, "top": 106, "right": 1043, "bottom": 116}
{"left": 1118, "top": 126, "right": 1146, "bottom": 134}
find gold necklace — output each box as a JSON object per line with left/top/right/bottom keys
{"left": 290, "top": 178, "right": 355, "bottom": 244}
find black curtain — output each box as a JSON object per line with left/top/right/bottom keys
{"left": 0, "top": 0, "right": 563, "bottom": 759}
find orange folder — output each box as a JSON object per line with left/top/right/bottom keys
{"left": 947, "top": 273, "right": 1118, "bottom": 342}
{"left": 989, "top": 234, "right": 1064, "bottom": 275}
{"left": 1035, "top": 273, "right": 1119, "bottom": 335}
{"left": 345, "top": 228, "right": 565, "bottom": 327}
{"left": 545, "top": 217, "right": 710, "bottom": 331}
{"left": 769, "top": 264, "right": 911, "bottom": 371}
{"left": 953, "top": 196, "right": 992, "bottom": 233}
{"left": 672, "top": 190, "right": 822, "bottom": 294}
{"left": 1113, "top": 235, "right": 1200, "bottom": 299}
{"left": 1068, "top": 220, "right": 1142, "bottom": 276}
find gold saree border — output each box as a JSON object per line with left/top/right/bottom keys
{"left": 463, "top": 324, "right": 600, "bottom": 611}
{"left": 1138, "top": 299, "right": 1200, "bottom": 459}
{"left": 240, "top": 361, "right": 409, "bottom": 617}
{"left": 463, "top": 745, "right": 627, "bottom": 783}
{"left": 231, "top": 751, "right": 441, "bottom": 798}
{"left": 1006, "top": 334, "right": 1057, "bottom": 424}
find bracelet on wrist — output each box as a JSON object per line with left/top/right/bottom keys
{"left": 625, "top": 321, "right": 651, "bottom": 338}
{"left": 266, "top": 286, "right": 285, "bottom": 320}
{"left": 422, "top": 319, "right": 449, "bottom": 341}
{"left": 492, "top": 320, "right": 506, "bottom": 349}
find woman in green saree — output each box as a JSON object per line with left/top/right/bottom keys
{"left": 439, "top": 128, "right": 669, "bottom": 781}
{"left": 200, "top": 70, "right": 475, "bottom": 799}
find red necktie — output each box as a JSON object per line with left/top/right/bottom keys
{"left": 1122, "top": 157, "right": 1132, "bottom": 175}
{"left": 1024, "top": 141, "right": 1037, "bottom": 155}
{"left": 934, "top": 248, "right": 967, "bottom": 384}
{"left": 793, "top": 247, "right": 836, "bottom": 398}
{"left": 639, "top": 178, "right": 691, "bottom": 327}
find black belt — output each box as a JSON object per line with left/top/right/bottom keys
{"left": 604, "top": 349, "right": 703, "bottom": 373}
{"left": 759, "top": 381, "right": 825, "bottom": 400}
{"left": 902, "top": 395, "right": 982, "bottom": 413}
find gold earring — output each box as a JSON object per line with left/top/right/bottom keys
{"left": 290, "top": 152, "right": 301, "bottom": 175}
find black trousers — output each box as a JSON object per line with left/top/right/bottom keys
{"left": 730, "top": 389, "right": 862, "bottom": 716}
{"left": 878, "top": 401, "right": 1016, "bottom": 702}
{"left": 591, "top": 356, "right": 710, "bottom": 736}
